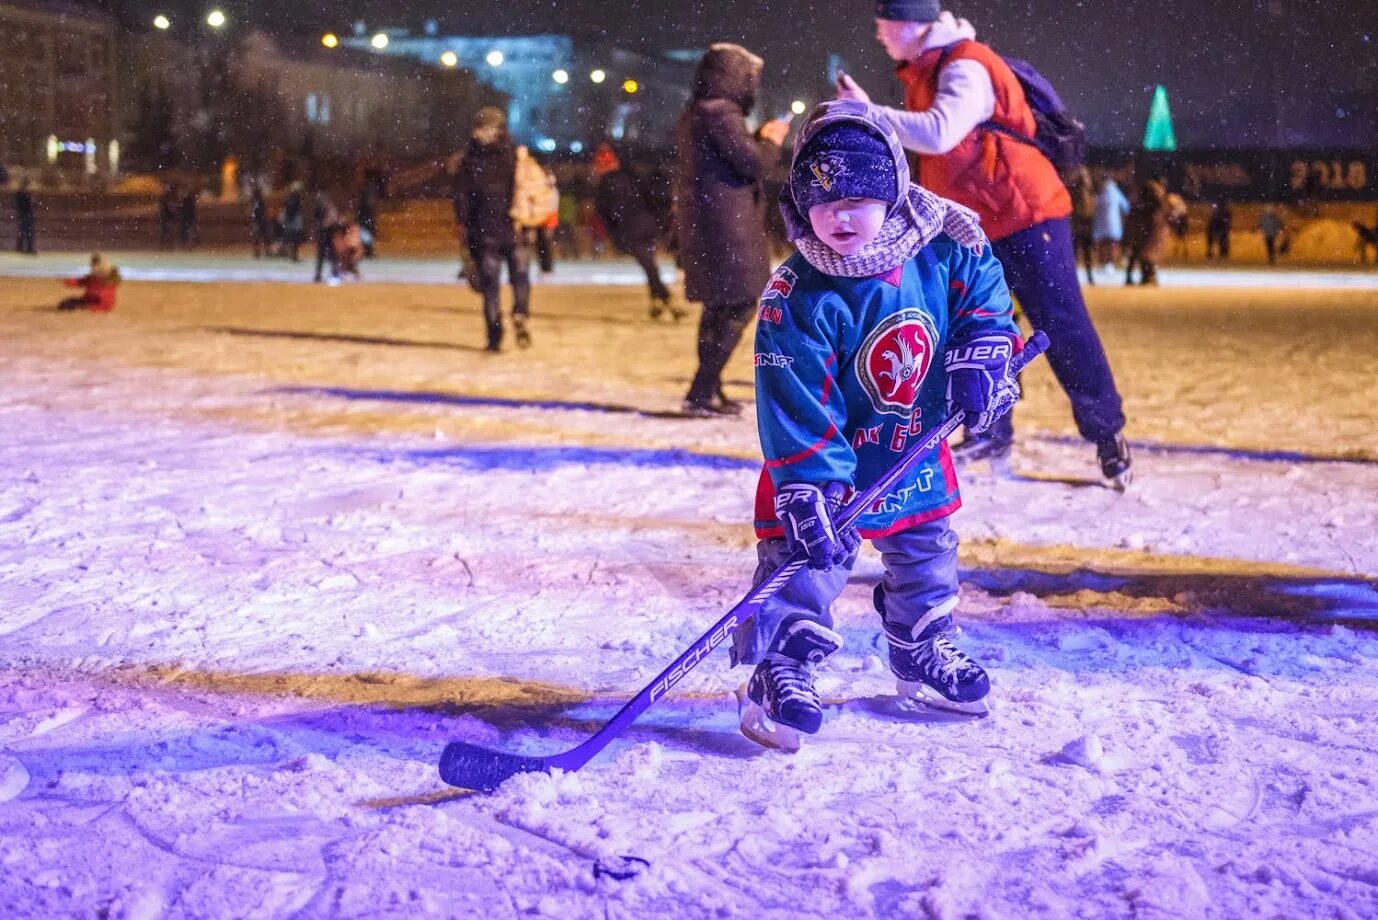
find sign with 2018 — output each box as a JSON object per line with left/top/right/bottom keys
{"left": 1090, "top": 149, "right": 1378, "bottom": 202}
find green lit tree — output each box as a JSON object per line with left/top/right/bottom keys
{"left": 1143, "top": 85, "right": 1178, "bottom": 152}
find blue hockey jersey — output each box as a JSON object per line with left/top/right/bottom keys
{"left": 753, "top": 234, "right": 1019, "bottom": 539}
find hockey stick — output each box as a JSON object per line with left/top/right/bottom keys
{"left": 439, "top": 331, "right": 1049, "bottom": 791}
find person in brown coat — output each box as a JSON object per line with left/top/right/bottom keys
{"left": 674, "top": 43, "right": 790, "bottom": 416}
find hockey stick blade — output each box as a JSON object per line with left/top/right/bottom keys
{"left": 437, "top": 742, "right": 557, "bottom": 793}
{"left": 437, "top": 332, "right": 1049, "bottom": 791}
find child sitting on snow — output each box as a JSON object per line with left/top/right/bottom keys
{"left": 733, "top": 101, "right": 1023, "bottom": 749}
{"left": 58, "top": 254, "right": 121, "bottom": 313}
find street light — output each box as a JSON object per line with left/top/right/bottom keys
{"left": 321, "top": 33, "right": 339, "bottom": 49}
{"left": 370, "top": 32, "right": 389, "bottom": 50}
{"left": 552, "top": 69, "right": 569, "bottom": 84}
{"left": 622, "top": 79, "right": 639, "bottom": 94}
{"left": 791, "top": 100, "right": 807, "bottom": 115}
{"left": 486, "top": 50, "right": 504, "bottom": 67}
{"left": 153, "top": 14, "right": 170, "bottom": 30}
{"left": 590, "top": 69, "right": 606, "bottom": 84}
{"left": 206, "top": 9, "right": 226, "bottom": 28}
{"left": 440, "top": 51, "right": 458, "bottom": 68}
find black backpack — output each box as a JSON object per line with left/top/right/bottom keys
{"left": 938, "top": 41, "right": 1088, "bottom": 173}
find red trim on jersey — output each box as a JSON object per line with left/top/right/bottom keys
{"left": 762, "top": 354, "right": 839, "bottom": 472}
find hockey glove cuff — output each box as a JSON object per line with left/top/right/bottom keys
{"left": 774, "top": 482, "right": 861, "bottom": 571}
{"left": 945, "top": 332, "right": 1021, "bottom": 434}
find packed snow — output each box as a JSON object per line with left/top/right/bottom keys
{"left": 1, "top": 256, "right": 1376, "bottom": 918}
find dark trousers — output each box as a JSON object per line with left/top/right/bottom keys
{"left": 1264, "top": 235, "right": 1278, "bottom": 265}
{"left": 474, "top": 242, "right": 531, "bottom": 348}
{"left": 1125, "top": 252, "right": 1157, "bottom": 286}
{"left": 1206, "top": 232, "right": 1230, "bottom": 260}
{"left": 16, "top": 220, "right": 36, "bottom": 254}
{"left": 535, "top": 227, "right": 555, "bottom": 273}
{"left": 627, "top": 242, "right": 671, "bottom": 302}
{"left": 991, "top": 218, "right": 1126, "bottom": 444}
{"left": 314, "top": 233, "right": 339, "bottom": 281}
{"left": 686, "top": 300, "right": 753, "bottom": 406}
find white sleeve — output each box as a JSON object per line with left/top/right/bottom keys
{"left": 872, "top": 60, "right": 997, "bottom": 155}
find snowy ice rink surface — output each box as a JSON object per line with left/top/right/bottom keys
{"left": 1, "top": 259, "right": 1377, "bottom": 918}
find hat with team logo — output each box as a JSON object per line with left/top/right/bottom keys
{"left": 789, "top": 121, "right": 899, "bottom": 214}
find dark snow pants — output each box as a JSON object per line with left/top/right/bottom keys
{"left": 626, "top": 241, "right": 671, "bottom": 303}
{"left": 990, "top": 218, "right": 1127, "bottom": 444}
{"left": 685, "top": 300, "right": 753, "bottom": 406}
{"left": 473, "top": 242, "right": 531, "bottom": 349}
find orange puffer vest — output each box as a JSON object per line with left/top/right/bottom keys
{"left": 897, "top": 41, "right": 1071, "bottom": 242}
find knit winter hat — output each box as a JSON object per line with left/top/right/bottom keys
{"left": 790, "top": 122, "right": 899, "bottom": 214}
{"left": 875, "top": 0, "right": 941, "bottom": 22}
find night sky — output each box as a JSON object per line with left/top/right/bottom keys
{"left": 107, "top": 0, "right": 1377, "bottom": 147}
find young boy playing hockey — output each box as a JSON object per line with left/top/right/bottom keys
{"left": 733, "top": 100, "right": 1022, "bottom": 750}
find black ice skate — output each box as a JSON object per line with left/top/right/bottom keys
{"left": 878, "top": 593, "right": 990, "bottom": 716}
{"left": 1097, "top": 433, "right": 1133, "bottom": 492}
{"left": 736, "top": 620, "right": 843, "bottom": 752}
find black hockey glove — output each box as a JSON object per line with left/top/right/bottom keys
{"left": 774, "top": 482, "right": 862, "bottom": 571}
{"left": 945, "top": 332, "right": 1021, "bottom": 433}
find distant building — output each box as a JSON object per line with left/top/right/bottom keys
{"left": 0, "top": 0, "right": 118, "bottom": 179}
{"left": 116, "top": 28, "right": 504, "bottom": 175}
{"left": 342, "top": 29, "right": 695, "bottom": 151}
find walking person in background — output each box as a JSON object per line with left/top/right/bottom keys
{"left": 13, "top": 178, "right": 37, "bottom": 255}
{"left": 455, "top": 106, "right": 532, "bottom": 352}
{"left": 1165, "top": 190, "right": 1189, "bottom": 261}
{"left": 312, "top": 191, "right": 342, "bottom": 284}
{"left": 1093, "top": 174, "right": 1130, "bottom": 272}
{"left": 158, "top": 182, "right": 179, "bottom": 250}
{"left": 1123, "top": 177, "right": 1169, "bottom": 286}
{"left": 282, "top": 182, "right": 305, "bottom": 262}
{"left": 1206, "top": 199, "right": 1233, "bottom": 260}
{"left": 838, "top": 0, "right": 1132, "bottom": 485}
{"left": 674, "top": 43, "right": 791, "bottom": 417}
{"left": 179, "top": 185, "right": 200, "bottom": 248}
{"left": 1067, "top": 166, "right": 1098, "bottom": 285}
{"left": 355, "top": 180, "right": 378, "bottom": 259}
{"left": 1260, "top": 205, "right": 1284, "bottom": 266}
{"left": 594, "top": 143, "right": 683, "bottom": 320}
{"left": 249, "top": 182, "right": 271, "bottom": 259}
{"left": 511, "top": 145, "right": 557, "bottom": 276}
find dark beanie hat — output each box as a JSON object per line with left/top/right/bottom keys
{"left": 790, "top": 123, "right": 899, "bottom": 213}
{"left": 875, "top": 0, "right": 941, "bottom": 23}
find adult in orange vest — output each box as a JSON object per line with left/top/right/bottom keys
{"left": 839, "top": 1, "right": 1132, "bottom": 487}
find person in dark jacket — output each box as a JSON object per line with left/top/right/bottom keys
{"left": 312, "top": 191, "right": 342, "bottom": 283}
{"left": 593, "top": 143, "right": 683, "bottom": 320}
{"left": 158, "top": 183, "right": 179, "bottom": 249}
{"left": 674, "top": 43, "right": 791, "bottom": 416}
{"left": 282, "top": 182, "right": 306, "bottom": 262}
{"left": 355, "top": 180, "right": 378, "bottom": 258}
{"left": 179, "top": 185, "right": 200, "bottom": 248}
{"left": 14, "top": 178, "right": 37, "bottom": 255}
{"left": 1124, "top": 178, "right": 1168, "bottom": 286}
{"left": 454, "top": 106, "right": 531, "bottom": 352}
{"left": 1206, "top": 199, "right": 1232, "bottom": 260}
{"left": 249, "top": 182, "right": 271, "bottom": 258}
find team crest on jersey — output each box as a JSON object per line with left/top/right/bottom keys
{"left": 762, "top": 265, "right": 797, "bottom": 301}
{"left": 857, "top": 309, "right": 938, "bottom": 416}
{"left": 810, "top": 154, "right": 848, "bottom": 192}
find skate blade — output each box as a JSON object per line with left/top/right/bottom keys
{"left": 1108, "top": 470, "right": 1133, "bottom": 492}
{"left": 734, "top": 683, "right": 801, "bottom": 753}
{"left": 897, "top": 680, "right": 991, "bottom": 717}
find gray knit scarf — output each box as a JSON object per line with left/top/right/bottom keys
{"left": 794, "top": 184, "right": 987, "bottom": 278}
